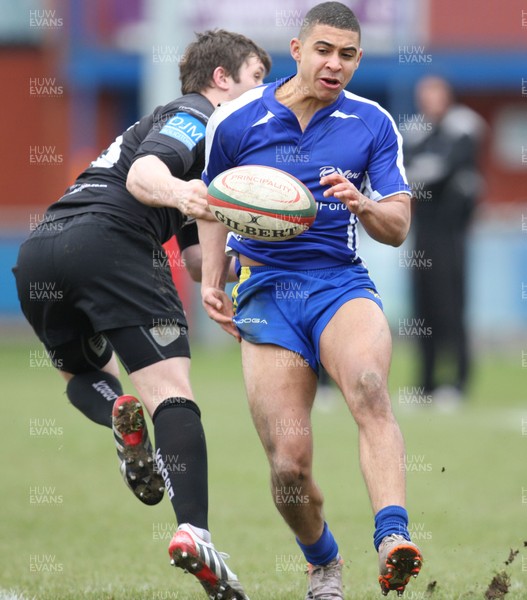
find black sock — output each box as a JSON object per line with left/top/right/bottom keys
{"left": 66, "top": 371, "right": 123, "bottom": 428}
{"left": 153, "top": 398, "right": 208, "bottom": 530}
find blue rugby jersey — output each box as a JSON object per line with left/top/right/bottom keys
{"left": 203, "top": 78, "right": 411, "bottom": 269}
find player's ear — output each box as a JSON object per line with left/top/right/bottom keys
{"left": 356, "top": 48, "right": 364, "bottom": 69}
{"left": 290, "top": 38, "right": 302, "bottom": 62}
{"left": 211, "top": 66, "right": 230, "bottom": 91}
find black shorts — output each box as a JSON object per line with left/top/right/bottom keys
{"left": 12, "top": 212, "right": 190, "bottom": 373}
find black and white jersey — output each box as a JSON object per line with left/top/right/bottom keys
{"left": 46, "top": 93, "right": 214, "bottom": 246}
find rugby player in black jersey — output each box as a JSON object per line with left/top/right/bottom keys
{"left": 13, "top": 29, "right": 270, "bottom": 600}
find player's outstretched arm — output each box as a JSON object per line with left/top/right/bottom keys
{"left": 197, "top": 218, "right": 241, "bottom": 341}
{"left": 179, "top": 244, "right": 236, "bottom": 284}
{"left": 321, "top": 173, "right": 411, "bottom": 247}
{"left": 127, "top": 155, "right": 214, "bottom": 221}
{"left": 181, "top": 245, "right": 202, "bottom": 282}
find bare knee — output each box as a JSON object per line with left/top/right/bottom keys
{"left": 59, "top": 370, "right": 75, "bottom": 383}
{"left": 270, "top": 453, "right": 321, "bottom": 510}
{"left": 102, "top": 353, "right": 120, "bottom": 379}
{"left": 348, "top": 370, "right": 393, "bottom": 422}
{"left": 271, "top": 453, "right": 311, "bottom": 489}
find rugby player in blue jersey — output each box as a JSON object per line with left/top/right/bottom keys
{"left": 199, "top": 3, "right": 423, "bottom": 597}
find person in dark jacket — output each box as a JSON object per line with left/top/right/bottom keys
{"left": 403, "top": 76, "right": 486, "bottom": 407}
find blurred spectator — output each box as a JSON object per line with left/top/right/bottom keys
{"left": 402, "top": 76, "right": 486, "bottom": 408}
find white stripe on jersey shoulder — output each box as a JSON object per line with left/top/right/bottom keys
{"left": 343, "top": 89, "right": 409, "bottom": 187}
{"left": 330, "top": 109, "right": 360, "bottom": 120}
{"left": 210, "top": 84, "right": 267, "bottom": 129}
{"left": 205, "top": 84, "right": 268, "bottom": 166}
{"left": 252, "top": 110, "right": 275, "bottom": 127}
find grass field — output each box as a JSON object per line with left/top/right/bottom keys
{"left": 1, "top": 335, "right": 526, "bottom": 600}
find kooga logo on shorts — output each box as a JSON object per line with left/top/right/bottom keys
{"left": 234, "top": 317, "right": 268, "bottom": 325}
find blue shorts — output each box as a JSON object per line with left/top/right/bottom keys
{"left": 231, "top": 263, "right": 383, "bottom": 373}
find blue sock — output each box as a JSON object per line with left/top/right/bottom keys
{"left": 296, "top": 522, "right": 339, "bottom": 566}
{"left": 373, "top": 505, "right": 411, "bottom": 551}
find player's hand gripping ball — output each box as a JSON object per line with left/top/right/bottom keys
{"left": 207, "top": 165, "right": 317, "bottom": 241}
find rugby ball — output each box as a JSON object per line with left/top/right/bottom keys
{"left": 207, "top": 165, "right": 317, "bottom": 241}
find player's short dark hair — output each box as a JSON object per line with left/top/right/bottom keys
{"left": 300, "top": 2, "right": 361, "bottom": 41}
{"left": 179, "top": 29, "right": 272, "bottom": 95}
